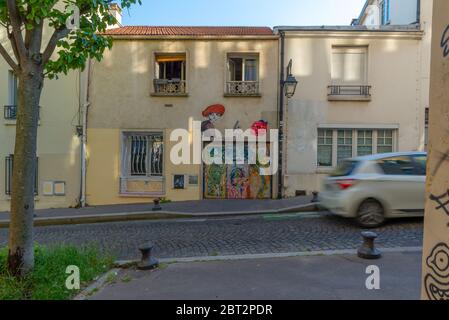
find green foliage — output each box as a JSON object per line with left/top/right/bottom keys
{"left": 0, "top": 245, "right": 114, "bottom": 300}
{"left": 0, "top": 0, "right": 141, "bottom": 78}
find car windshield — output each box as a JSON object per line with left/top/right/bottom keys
{"left": 330, "top": 160, "right": 358, "bottom": 177}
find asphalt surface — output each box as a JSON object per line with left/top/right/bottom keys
{"left": 90, "top": 251, "right": 422, "bottom": 300}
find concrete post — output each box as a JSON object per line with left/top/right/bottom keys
{"left": 422, "top": 0, "right": 449, "bottom": 301}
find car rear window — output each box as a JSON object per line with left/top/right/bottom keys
{"left": 377, "top": 156, "right": 415, "bottom": 175}
{"left": 412, "top": 155, "right": 427, "bottom": 175}
{"left": 330, "top": 160, "right": 358, "bottom": 177}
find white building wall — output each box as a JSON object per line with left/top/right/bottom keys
{"left": 281, "top": 30, "right": 425, "bottom": 196}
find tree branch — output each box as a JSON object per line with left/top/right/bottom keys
{"left": 0, "top": 42, "right": 19, "bottom": 73}
{"left": 5, "top": 0, "right": 27, "bottom": 61}
{"left": 7, "top": 28, "right": 21, "bottom": 63}
{"left": 42, "top": 27, "right": 71, "bottom": 64}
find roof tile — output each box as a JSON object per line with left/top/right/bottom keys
{"left": 103, "top": 26, "right": 274, "bottom": 37}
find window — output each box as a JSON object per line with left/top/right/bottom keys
{"left": 122, "top": 133, "right": 164, "bottom": 178}
{"left": 412, "top": 155, "right": 427, "bottom": 176}
{"left": 155, "top": 54, "right": 186, "bottom": 81}
{"left": 153, "top": 53, "right": 186, "bottom": 95}
{"left": 5, "top": 155, "right": 38, "bottom": 195}
{"left": 331, "top": 47, "right": 368, "bottom": 84}
{"left": 377, "top": 156, "right": 415, "bottom": 175}
{"left": 228, "top": 55, "right": 258, "bottom": 82}
{"left": 317, "top": 129, "right": 333, "bottom": 167}
{"left": 377, "top": 130, "right": 393, "bottom": 154}
{"left": 226, "top": 54, "right": 260, "bottom": 95}
{"left": 5, "top": 71, "right": 18, "bottom": 120}
{"left": 381, "top": 0, "right": 391, "bottom": 25}
{"left": 357, "top": 130, "right": 373, "bottom": 156}
{"left": 317, "top": 128, "right": 396, "bottom": 168}
{"left": 337, "top": 130, "right": 353, "bottom": 164}
{"left": 8, "top": 70, "right": 18, "bottom": 106}
{"left": 330, "top": 160, "right": 359, "bottom": 177}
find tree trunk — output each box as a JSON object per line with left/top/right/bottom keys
{"left": 7, "top": 63, "right": 43, "bottom": 277}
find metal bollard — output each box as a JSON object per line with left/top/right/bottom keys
{"left": 137, "top": 242, "right": 159, "bottom": 270}
{"left": 152, "top": 198, "right": 162, "bottom": 211}
{"left": 357, "top": 231, "right": 382, "bottom": 260}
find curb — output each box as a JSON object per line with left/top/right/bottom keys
{"left": 113, "top": 246, "right": 423, "bottom": 267}
{"left": 73, "top": 268, "right": 121, "bottom": 300}
{"left": 0, "top": 203, "right": 318, "bottom": 228}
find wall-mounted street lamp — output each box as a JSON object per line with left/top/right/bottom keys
{"left": 278, "top": 58, "right": 298, "bottom": 199}
{"left": 283, "top": 59, "right": 298, "bottom": 98}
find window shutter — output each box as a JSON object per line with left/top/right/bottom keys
{"left": 331, "top": 47, "right": 367, "bottom": 84}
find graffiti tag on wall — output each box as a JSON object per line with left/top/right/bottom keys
{"left": 429, "top": 190, "right": 449, "bottom": 219}
{"left": 441, "top": 25, "right": 449, "bottom": 57}
{"left": 425, "top": 243, "right": 449, "bottom": 300}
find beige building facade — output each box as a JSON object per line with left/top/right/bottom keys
{"left": 85, "top": 26, "right": 279, "bottom": 205}
{"left": 1, "top": 2, "right": 434, "bottom": 209}
{"left": 0, "top": 30, "right": 82, "bottom": 212}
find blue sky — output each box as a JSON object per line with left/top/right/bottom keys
{"left": 121, "top": 0, "right": 367, "bottom": 27}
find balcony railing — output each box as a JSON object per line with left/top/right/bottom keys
{"left": 225, "top": 81, "right": 260, "bottom": 96}
{"left": 4, "top": 105, "right": 41, "bottom": 120}
{"left": 153, "top": 79, "right": 187, "bottom": 96}
{"left": 328, "top": 85, "right": 372, "bottom": 101}
{"left": 5, "top": 155, "right": 38, "bottom": 196}
{"left": 4, "top": 105, "right": 17, "bottom": 120}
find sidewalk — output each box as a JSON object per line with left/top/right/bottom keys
{"left": 87, "top": 250, "right": 422, "bottom": 300}
{"left": 0, "top": 196, "right": 317, "bottom": 227}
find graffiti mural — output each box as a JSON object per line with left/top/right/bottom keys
{"left": 204, "top": 142, "right": 272, "bottom": 200}
{"left": 227, "top": 165, "right": 249, "bottom": 199}
{"left": 424, "top": 243, "right": 449, "bottom": 300}
{"left": 248, "top": 164, "right": 271, "bottom": 199}
{"left": 204, "top": 164, "right": 227, "bottom": 199}
{"left": 201, "top": 104, "right": 225, "bottom": 133}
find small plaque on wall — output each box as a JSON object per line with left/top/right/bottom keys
{"left": 43, "top": 181, "right": 54, "bottom": 196}
{"left": 188, "top": 175, "right": 199, "bottom": 186}
{"left": 54, "top": 181, "right": 66, "bottom": 196}
{"left": 173, "top": 175, "right": 185, "bottom": 190}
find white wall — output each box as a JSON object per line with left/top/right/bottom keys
{"left": 281, "top": 30, "right": 424, "bottom": 196}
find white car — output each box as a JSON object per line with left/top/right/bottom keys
{"left": 318, "top": 152, "right": 426, "bottom": 228}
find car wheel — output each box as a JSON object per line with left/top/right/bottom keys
{"left": 356, "top": 199, "right": 385, "bottom": 228}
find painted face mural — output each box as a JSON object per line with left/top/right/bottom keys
{"left": 251, "top": 120, "right": 268, "bottom": 137}
{"left": 425, "top": 243, "right": 449, "bottom": 300}
{"left": 201, "top": 104, "right": 226, "bottom": 133}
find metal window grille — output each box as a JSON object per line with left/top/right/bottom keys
{"left": 328, "top": 85, "right": 371, "bottom": 96}
{"left": 4, "top": 105, "right": 41, "bottom": 120}
{"left": 126, "top": 133, "right": 163, "bottom": 177}
{"left": 5, "top": 155, "right": 38, "bottom": 195}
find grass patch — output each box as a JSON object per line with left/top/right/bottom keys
{"left": 0, "top": 245, "right": 114, "bottom": 300}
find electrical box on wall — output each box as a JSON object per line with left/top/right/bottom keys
{"left": 42, "top": 181, "right": 66, "bottom": 196}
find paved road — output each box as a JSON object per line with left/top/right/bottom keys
{"left": 0, "top": 212, "right": 423, "bottom": 260}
